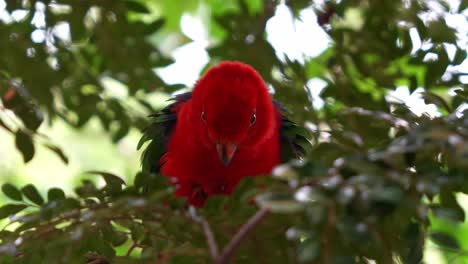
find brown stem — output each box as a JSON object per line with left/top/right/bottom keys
{"left": 202, "top": 219, "right": 219, "bottom": 260}
{"left": 370, "top": 226, "right": 393, "bottom": 264}
{"left": 126, "top": 241, "right": 139, "bottom": 257}
{"left": 214, "top": 208, "right": 269, "bottom": 264}
{"left": 321, "top": 201, "right": 336, "bottom": 264}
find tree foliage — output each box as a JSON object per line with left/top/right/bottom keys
{"left": 0, "top": 0, "right": 467, "bottom": 263}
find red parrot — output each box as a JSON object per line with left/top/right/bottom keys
{"left": 139, "top": 61, "right": 308, "bottom": 207}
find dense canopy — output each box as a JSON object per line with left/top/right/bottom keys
{"left": 0, "top": 0, "right": 467, "bottom": 263}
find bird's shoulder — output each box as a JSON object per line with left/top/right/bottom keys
{"left": 138, "top": 92, "right": 192, "bottom": 173}
{"left": 273, "top": 100, "right": 311, "bottom": 162}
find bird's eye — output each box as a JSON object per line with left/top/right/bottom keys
{"left": 250, "top": 111, "right": 256, "bottom": 126}
{"left": 201, "top": 111, "right": 206, "bottom": 122}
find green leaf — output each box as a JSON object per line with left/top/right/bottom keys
{"left": 425, "top": 47, "right": 450, "bottom": 87}
{"left": 428, "top": 20, "right": 457, "bottom": 43}
{"left": 144, "top": 19, "right": 165, "bottom": 34}
{"left": 137, "top": 133, "right": 149, "bottom": 150}
{"left": 47, "top": 188, "right": 66, "bottom": 201}
{"left": 86, "top": 171, "right": 126, "bottom": 196}
{"left": 111, "top": 231, "right": 128, "bottom": 247}
{"left": 101, "top": 225, "right": 128, "bottom": 247}
{"left": 297, "top": 239, "right": 320, "bottom": 262}
{"left": 15, "top": 131, "right": 35, "bottom": 163}
{"left": 0, "top": 204, "right": 28, "bottom": 219}
{"left": 422, "top": 92, "right": 452, "bottom": 113}
{"left": 62, "top": 198, "right": 81, "bottom": 210}
{"left": 5, "top": 0, "right": 22, "bottom": 13}
{"left": 453, "top": 48, "right": 467, "bottom": 65}
{"left": 130, "top": 222, "right": 145, "bottom": 242}
{"left": 430, "top": 232, "right": 460, "bottom": 250}
{"left": 75, "top": 180, "right": 100, "bottom": 198}
{"left": 244, "top": 0, "right": 263, "bottom": 15}
{"left": 21, "top": 184, "right": 44, "bottom": 205}
{"left": 126, "top": 0, "right": 150, "bottom": 13}
{"left": 45, "top": 144, "right": 69, "bottom": 164}
{"left": 86, "top": 171, "right": 126, "bottom": 186}
{"left": 459, "top": 0, "right": 468, "bottom": 12}
{"left": 2, "top": 184, "right": 23, "bottom": 201}
{"left": 256, "top": 192, "right": 303, "bottom": 213}
{"left": 433, "top": 192, "right": 465, "bottom": 222}
{"left": 87, "top": 237, "right": 116, "bottom": 259}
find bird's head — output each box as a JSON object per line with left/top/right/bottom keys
{"left": 192, "top": 61, "right": 276, "bottom": 166}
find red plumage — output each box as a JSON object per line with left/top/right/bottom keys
{"left": 161, "top": 61, "right": 281, "bottom": 207}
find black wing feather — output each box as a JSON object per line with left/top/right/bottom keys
{"left": 273, "top": 100, "right": 311, "bottom": 161}
{"left": 138, "top": 92, "right": 192, "bottom": 173}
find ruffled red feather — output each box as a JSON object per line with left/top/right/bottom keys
{"left": 161, "top": 61, "right": 281, "bottom": 207}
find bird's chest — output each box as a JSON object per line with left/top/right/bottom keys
{"left": 186, "top": 144, "right": 273, "bottom": 175}
{"left": 164, "top": 138, "right": 279, "bottom": 193}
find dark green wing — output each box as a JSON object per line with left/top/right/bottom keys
{"left": 138, "top": 92, "right": 192, "bottom": 173}
{"left": 273, "top": 101, "right": 311, "bottom": 162}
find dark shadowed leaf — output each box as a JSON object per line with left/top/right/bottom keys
{"left": 145, "top": 19, "right": 165, "bottom": 34}
{"left": 125, "top": 0, "right": 150, "bottom": 13}
{"left": 45, "top": 144, "right": 69, "bottom": 164}
{"left": 0, "top": 0, "right": 467, "bottom": 263}
{"left": 111, "top": 231, "right": 128, "bottom": 247}
{"left": 47, "top": 188, "right": 66, "bottom": 201}
{"left": 75, "top": 180, "right": 101, "bottom": 199}
{"left": 15, "top": 131, "right": 35, "bottom": 163}
{"left": 86, "top": 171, "right": 126, "bottom": 195}
{"left": 297, "top": 239, "right": 320, "bottom": 263}
{"left": 459, "top": 0, "right": 468, "bottom": 11}
{"left": 428, "top": 20, "right": 457, "bottom": 43}
{"left": 86, "top": 171, "right": 126, "bottom": 186}
{"left": 130, "top": 222, "right": 145, "bottom": 241}
{"left": 1, "top": 184, "right": 22, "bottom": 201}
{"left": 430, "top": 232, "right": 460, "bottom": 250}
{"left": 452, "top": 48, "right": 467, "bottom": 65}
{"left": 21, "top": 184, "right": 44, "bottom": 205}
{"left": 422, "top": 92, "right": 451, "bottom": 113}
{"left": 0, "top": 204, "right": 28, "bottom": 219}
{"left": 433, "top": 194, "right": 465, "bottom": 223}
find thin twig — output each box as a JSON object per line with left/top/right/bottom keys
{"left": 126, "top": 241, "right": 139, "bottom": 257}
{"left": 188, "top": 207, "right": 220, "bottom": 261}
{"left": 202, "top": 219, "right": 219, "bottom": 260}
{"left": 215, "top": 208, "right": 269, "bottom": 264}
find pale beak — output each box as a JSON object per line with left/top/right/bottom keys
{"left": 216, "top": 143, "right": 237, "bottom": 166}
